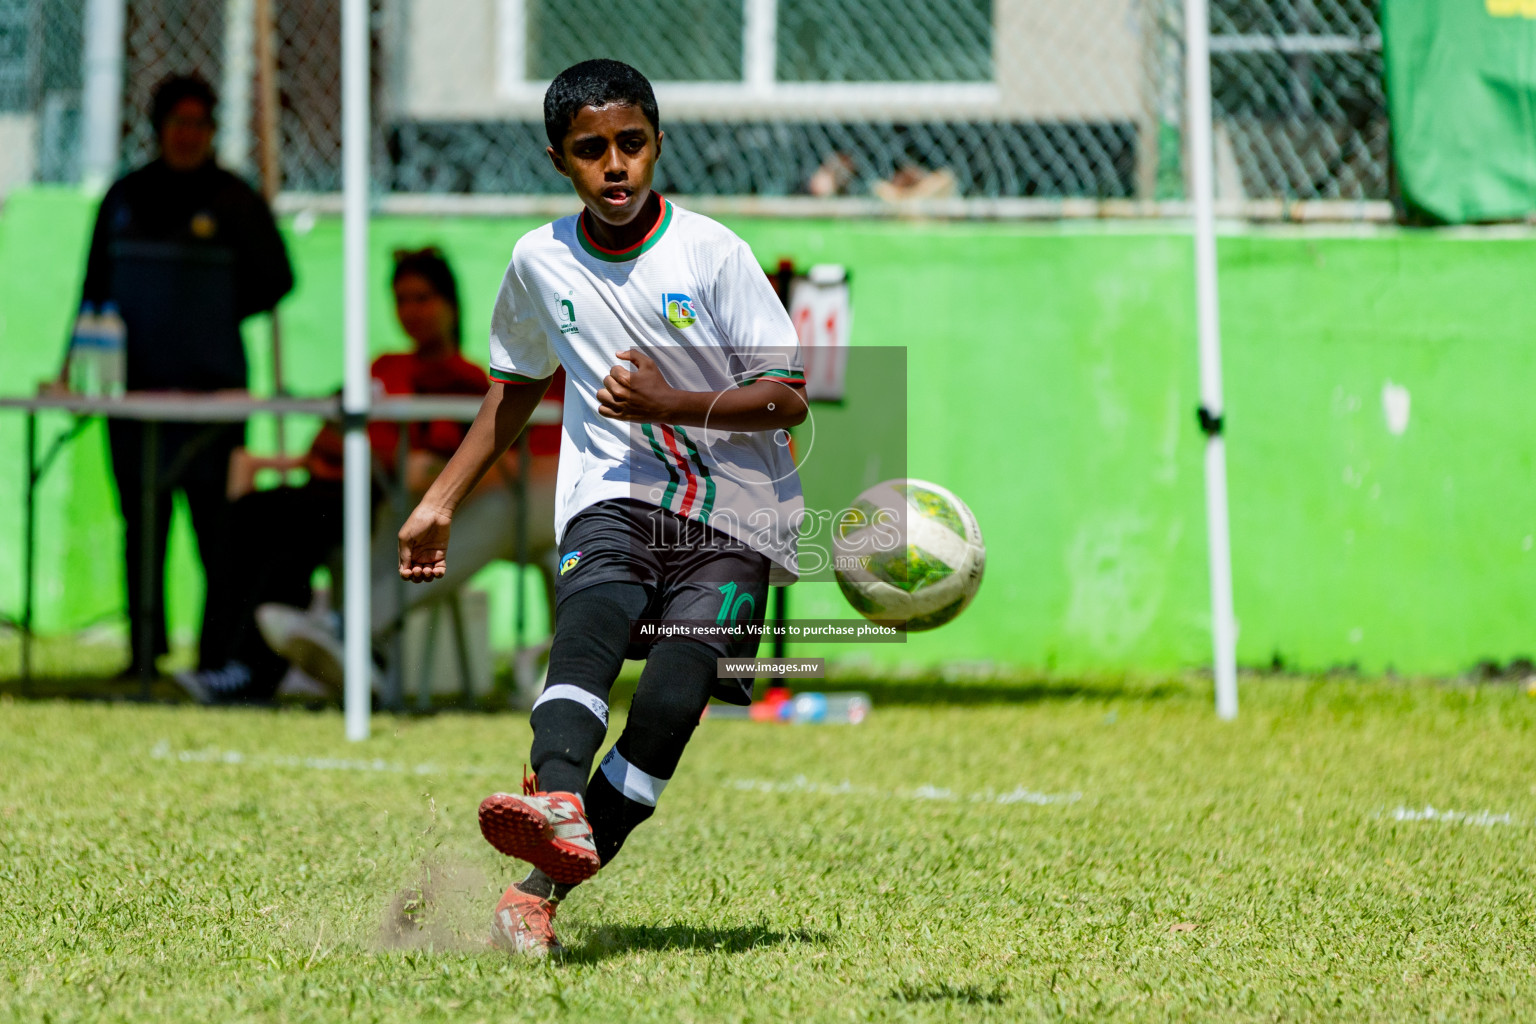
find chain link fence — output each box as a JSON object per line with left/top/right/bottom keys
{"left": 0, "top": 0, "right": 1387, "bottom": 209}
{"left": 1207, "top": 0, "right": 1386, "bottom": 201}
{"left": 121, "top": 0, "right": 355, "bottom": 193}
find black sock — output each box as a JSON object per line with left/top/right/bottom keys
{"left": 514, "top": 868, "right": 572, "bottom": 903}
{"left": 514, "top": 641, "right": 716, "bottom": 902}
{"left": 583, "top": 641, "right": 715, "bottom": 867}
{"left": 585, "top": 753, "right": 658, "bottom": 865}
{"left": 527, "top": 582, "right": 648, "bottom": 796}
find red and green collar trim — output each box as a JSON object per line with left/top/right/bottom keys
{"left": 577, "top": 195, "right": 673, "bottom": 263}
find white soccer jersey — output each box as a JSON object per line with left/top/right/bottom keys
{"left": 489, "top": 196, "right": 806, "bottom": 581}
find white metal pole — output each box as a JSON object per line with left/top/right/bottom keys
{"left": 218, "top": 0, "right": 254, "bottom": 174}
{"left": 495, "top": 0, "right": 527, "bottom": 97}
{"left": 80, "top": 0, "right": 126, "bottom": 189}
{"left": 743, "top": 0, "right": 777, "bottom": 94}
{"left": 342, "top": 0, "right": 372, "bottom": 741}
{"left": 1183, "top": 0, "right": 1238, "bottom": 719}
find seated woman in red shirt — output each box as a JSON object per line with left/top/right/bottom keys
{"left": 296, "top": 248, "right": 494, "bottom": 490}
{"left": 180, "top": 248, "right": 560, "bottom": 703}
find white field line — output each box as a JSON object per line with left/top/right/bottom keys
{"left": 725, "top": 775, "right": 1082, "bottom": 807}
{"left": 148, "top": 743, "right": 1082, "bottom": 808}
{"left": 149, "top": 745, "right": 1524, "bottom": 829}
{"left": 1383, "top": 804, "right": 1524, "bottom": 828}
{"left": 149, "top": 740, "right": 501, "bottom": 777}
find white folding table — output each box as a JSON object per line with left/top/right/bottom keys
{"left": 2, "top": 391, "right": 558, "bottom": 709}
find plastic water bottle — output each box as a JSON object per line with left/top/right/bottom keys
{"left": 68, "top": 303, "right": 101, "bottom": 396}
{"left": 97, "top": 302, "right": 127, "bottom": 397}
{"left": 782, "top": 691, "right": 872, "bottom": 724}
{"left": 706, "top": 691, "right": 871, "bottom": 724}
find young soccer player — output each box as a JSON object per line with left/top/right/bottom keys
{"left": 396, "top": 59, "right": 807, "bottom": 956}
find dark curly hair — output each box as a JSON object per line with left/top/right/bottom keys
{"left": 391, "top": 246, "right": 461, "bottom": 347}
{"left": 543, "top": 59, "right": 659, "bottom": 150}
{"left": 150, "top": 73, "right": 217, "bottom": 133}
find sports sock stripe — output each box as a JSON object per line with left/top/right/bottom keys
{"left": 531, "top": 684, "right": 609, "bottom": 727}
{"left": 598, "top": 747, "right": 669, "bottom": 807}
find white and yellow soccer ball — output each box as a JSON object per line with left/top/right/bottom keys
{"left": 832, "top": 478, "right": 985, "bottom": 632}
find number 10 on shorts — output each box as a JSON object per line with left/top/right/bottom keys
{"left": 715, "top": 582, "right": 756, "bottom": 626}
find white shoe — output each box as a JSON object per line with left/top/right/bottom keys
{"left": 255, "top": 602, "right": 332, "bottom": 657}
{"left": 256, "top": 603, "right": 380, "bottom": 696}
{"left": 275, "top": 665, "right": 333, "bottom": 699}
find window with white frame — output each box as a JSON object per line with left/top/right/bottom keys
{"left": 775, "top": 0, "right": 991, "bottom": 82}
{"left": 497, "top": 0, "right": 996, "bottom": 113}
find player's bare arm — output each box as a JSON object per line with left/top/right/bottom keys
{"left": 397, "top": 377, "right": 553, "bottom": 582}
{"left": 597, "top": 348, "right": 806, "bottom": 431}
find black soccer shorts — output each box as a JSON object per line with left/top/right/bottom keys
{"left": 551, "top": 497, "right": 771, "bottom": 704}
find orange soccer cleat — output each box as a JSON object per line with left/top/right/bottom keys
{"left": 489, "top": 884, "right": 563, "bottom": 956}
{"left": 478, "top": 771, "right": 601, "bottom": 885}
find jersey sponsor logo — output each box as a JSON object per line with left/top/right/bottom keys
{"left": 559, "top": 550, "right": 583, "bottom": 575}
{"left": 190, "top": 211, "right": 218, "bottom": 239}
{"left": 555, "top": 292, "right": 579, "bottom": 334}
{"left": 662, "top": 293, "right": 697, "bottom": 329}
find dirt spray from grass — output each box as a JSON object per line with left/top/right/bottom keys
{"left": 378, "top": 852, "right": 493, "bottom": 953}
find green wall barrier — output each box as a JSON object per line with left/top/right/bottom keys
{"left": 3, "top": 187, "right": 1533, "bottom": 675}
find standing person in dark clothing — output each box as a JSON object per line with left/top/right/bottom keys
{"left": 75, "top": 73, "right": 294, "bottom": 677}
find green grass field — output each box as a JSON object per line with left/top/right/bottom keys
{"left": 3, "top": 673, "right": 1535, "bottom": 1023}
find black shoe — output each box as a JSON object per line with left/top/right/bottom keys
{"left": 173, "top": 662, "right": 257, "bottom": 705}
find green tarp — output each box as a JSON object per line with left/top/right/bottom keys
{"left": 1384, "top": 0, "right": 1536, "bottom": 223}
